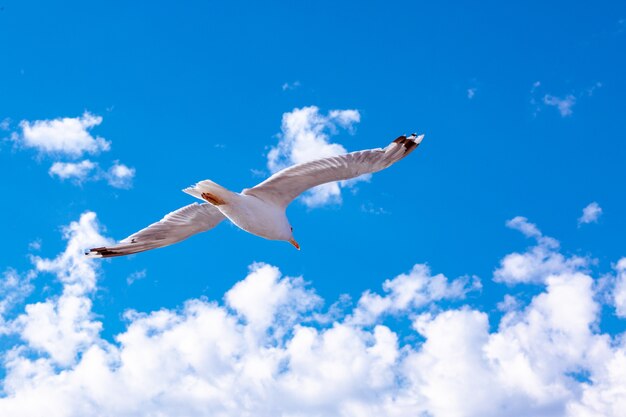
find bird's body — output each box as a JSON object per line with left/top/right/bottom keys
{"left": 87, "top": 133, "right": 423, "bottom": 258}
{"left": 209, "top": 190, "right": 292, "bottom": 241}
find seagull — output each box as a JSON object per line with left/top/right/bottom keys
{"left": 86, "top": 133, "right": 424, "bottom": 258}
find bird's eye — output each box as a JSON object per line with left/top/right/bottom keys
{"left": 290, "top": 227, "right": 293, "bottom": 231}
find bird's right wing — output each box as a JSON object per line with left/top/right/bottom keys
{"left": 86, "top": 203, "right": 225, "bottom": 258}
{"left": 243, "top": 134, "right": 423, "bottom": 208}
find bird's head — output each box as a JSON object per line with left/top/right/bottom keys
{"left": 287, "top": 226, "right": 300, "bottom": 250}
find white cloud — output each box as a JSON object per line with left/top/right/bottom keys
{"left": 12, "top": 212, "right": 111, "bottom": 366}
{"left": 328, "top": 109, "right": 360, "bottom": 129}
{"left": 543, "top": 94, "right": 576, "bottom": 117}
{"left": 531, "top": 82, "right": 602, "bottom": 118}
{"left": 586, "top": 82, "right": 603, "bottom": 96}
{"left": 281, "top": 81, "right": 301, "bottom": 91}
{"left": 250, "top": 168, "right": 267, "bottom": 178}
{"left": 10, "top": 112, "right": 136, "bottom": 189}
{"left": 48, "top": 160, "right": 135, "bottom": 189}
{"left": 105, "top": 162, "right": 135, "bottom": 189}
{"left": 467, "top": 88, "right": 476, "bottom": 99}
{"left": 532, "top": 82, "right": 601, "bottom": 117}
{"left": 49, "top": 160, "right": 97, "bottom": 184}
{"left": 225, "top": 263, "right": 321, "bottom": 337}
{"left": 267, "top": 106, "right": 364, "bottom": 207}
{"left": 494, "top": 216, "right": 588, "bottom": 284}
{"left": 568, "top": 350, "right": 626, "bottom": 417}
{"left": 613, "top": 258, "right": 626, "bottom": 318}
{"left": 126, "top": 270, "right": 147, "bottom": 285}
{"left": 0, "top": 269, "right": 36, "bottom": 335}
{"left": 350, "top": 264, "right": 480, "bottom": 325}
{"left": 506, "top": 215, "right": 542, "bottom": 238}
{"left": 28, "top": 240, "right": 41, "bottom": 251}
{"left": 0, "top": 118, "right": 10, "bottom": 131}
{"left": 1, "top": 213, "right": 626, "bottom": 416}
{"left": 16, "top": 112, "right": 110, "bottom": 157}
{"left": 360, "top": 202, "right": 389, "bottom": 215}
{"left": 578, "top": 201, "right": 602, "bottom": 225}
{"left": 496, "top": 294, "right": 521, "bottom": 312}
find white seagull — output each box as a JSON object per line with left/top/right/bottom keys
{"left": 87, "top": 133, "right": 424, "bottom": 258}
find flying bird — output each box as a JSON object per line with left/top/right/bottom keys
{"left": 86, "top": 133, "right": 424, "bottom": 258}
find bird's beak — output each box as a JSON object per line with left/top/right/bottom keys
{"left": 289, "top": 238, "right": 300, "bottom": 250}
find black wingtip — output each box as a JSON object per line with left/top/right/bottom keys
{"left": 393, "top": 133, "right": 424, "bottom": 154}
{"left": 86, "top": 247, "right": 119, "bottom": 258}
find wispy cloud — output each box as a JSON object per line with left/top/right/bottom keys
{"left": 28, "top": 240, "right": 42, "bottom": 251}
{"left": 585, "top": 82, "right": 603, "bottom": 96}
{"left": 578, "top": 201, "right": 602, "bottom": 225}
{"left": 360, "top": 202, "right": 389, "bottom": 215}
{"left": 250, "top": 168, "right": 267, "bottom": 178}
{"left": 281, "top": 80, "right": 301, "bottom": 91}
{"left": 467, "top": 87, "right": 477, "bottom": 99}
{"left": 543, "top": 94, "right": 576, "bottom": 117}
{"left": 531, "top": 82, "right": 602, "bottom": 117}
{"left": 126, "top": 269, "right": 147, "bottom": 285}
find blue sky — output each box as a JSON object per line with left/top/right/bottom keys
{"left": 1, "top": 1, "right": 626, "bottom": 416}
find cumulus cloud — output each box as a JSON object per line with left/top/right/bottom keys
{"left": 494, "top": 216, "right": 588, "bottom": 284}
{"left": 9, "top": 212, "right": 111, "bottom": 367}
{"left": 1, "top": 213, "right": 626, "bottom": 416}
{"left": 496, "top": 294, "right": 521, "bottom": 312}
{"left": 578, "top": 201, "right": 602, "bottom": 225}
{"left": 48, "top": 160, "right": 135, "bottom": 189}
{"left": 613, "top": 258, "right": 626, "bottom": 318}
{"left": 267, "top": 106, "right": 364, "bottom": 207}
{"left": 10, "top": 113, "right": 135, "bottom": 189}
{"left": 49, "top": 160, "right": 97, "bottom": 184}
{"left": 105, "top": 162, "right": 135, "bottom": 189}
{"left": 349, "top": 263, "right": 480, "bottom": 325}
{"left": 15, "top": 112, "right": 110, "bottom": 157}
{"left": 225, "top": 263, "right": 322, "bottom": 337}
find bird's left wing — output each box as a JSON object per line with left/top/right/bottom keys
{"left": 86, "top": 203, "right": 225, "bottom": 258}
{"left": 243, "top": 134, "right": 423, "bottom": 208}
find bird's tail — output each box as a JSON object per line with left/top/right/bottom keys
{"left": 183, "top": 179, "right": 235, "bottom": 206}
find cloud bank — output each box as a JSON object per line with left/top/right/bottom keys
{"left": 1, "top": 213, "right": 626, "bottom": 416}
